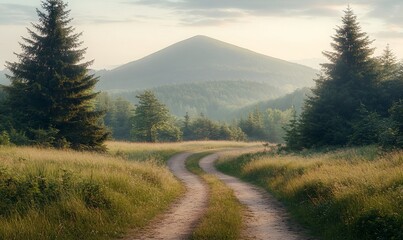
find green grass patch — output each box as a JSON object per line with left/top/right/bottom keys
{"left": 0, "top": 146, "right": 184, "bottom": 240}
{"left": 216, "top": 146, "right": 403, "bottom": 240}
{"left": 186, "top": 152, "right": 244, "bottom": 240}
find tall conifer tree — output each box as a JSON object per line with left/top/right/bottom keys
{"left": 131, "top": 91, "right": 170, "bottom": 142}
{"left": 298, "top": 7, "right": 379, "bottom": 147}
{"left": 5, "top": 0, "right": 108, "bottom": 151}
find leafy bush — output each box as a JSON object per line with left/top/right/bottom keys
{"left": 80, "top": 181, "right": 111, "bottom": 209}
{"left": 354, "top": 209, "right": 403, "bottom": 240}
{"left": 0, "top": 131, "right": 10, "bottom": 145}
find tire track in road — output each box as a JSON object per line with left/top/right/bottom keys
{"left": 199, "top": 153, "right": 313, "bottom": 240}
{"left": 124, "top": 152, "right": 208, "bottom": 240}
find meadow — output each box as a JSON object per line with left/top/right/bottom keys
{"left": 217, "top": 146, "right": 403, "bottom": 240}
{"left": 0, "top": 141, "right": 257, "bottom": 239}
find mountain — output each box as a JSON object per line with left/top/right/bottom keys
{"left": 97, "top": 35, "right": 317, "bottom": 91}
{"left": 291, "top": 58, "right": 325, "bottom": 70}
{"left": 112, "top": 81, "right": 285, "bottom": 120}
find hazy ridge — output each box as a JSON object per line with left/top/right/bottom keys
{"left": 97, "top": 35, "right": 317, "bottom": 92}
{"left": 112, "top": 81, "right": 286, "bottom": 120}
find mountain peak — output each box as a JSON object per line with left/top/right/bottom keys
{"left": 98, "top": 36, "right": 317, "bottom": 91}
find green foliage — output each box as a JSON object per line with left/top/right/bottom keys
{"left": 377, "top": 45, "right": 401, "bottom": 82}
{"left": 235, "top": 87, "right": 311, "bottom": 118}
{"left": 349, "top": 105, "right": 382, "bottom": 146}
{"left": 4, "top": 0, "right": 108, "bottom": 151}
{"left": 131, "top": 90, "right": 178, "bottom": 142}
{"left": 7, "top": 128, "right": 30, "bottom": 146}
{"left": 286, "top": 7, "right": 403, "bottom": 150}
{"left": 239, "top": 107, "right": 293, "bottom": 143}
{"left": 386, "top": 100, "right": 403, "bottom": 148}
{"left": 95, "top": 93, "right": 134, "bottom": 140}
{"left": 0, "top": 131, "right": 10, "bottom": 146}
{"left": 283, "top": 108, "right": 302, "bottom": 150}
{"left": 354, "top": 209, "right": 403, "bottom": 240}
{"left": 298, "top": 7, "right": 379, "bottom": 148}
{"left": 155, "top": 118, "right": 183, "bottom": 142}
{"left": 182, "top": 114, "right": 246, "bottom": 141}
{"left": 0, "top": 168, "right": 62, "bottom": 216}
{"left": 80, "top": 180, "right": 110, "bottom": 209}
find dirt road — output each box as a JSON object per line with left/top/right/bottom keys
{"left": 124, "top": 153, "right": 208, "bottom": 240}
{"left": 199, "top": 153, "right": 313, "bottom": 240}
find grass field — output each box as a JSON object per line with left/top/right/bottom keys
{"left": 0, "top": 146, "right": 183, "bottom": 240}
{"left": 186, "top": 152, "right": 244, "bottom": 240}
{"left": 217, "top": 146, "right": 403, "bottom": 240}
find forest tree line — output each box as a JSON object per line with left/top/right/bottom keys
{"left": 95, "top": 90, "right": 293, "bottom": 143}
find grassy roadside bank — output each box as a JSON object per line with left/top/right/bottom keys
{"left": 186, "top": 152, "right": 244, "bottom": 240}
{"left": 0, "top": 146, "right": 183, "bottom": 240}
{"left": 216, "top": 146, "right": 403, "bottom": 240}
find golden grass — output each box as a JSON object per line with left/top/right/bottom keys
{"left": 0, "top": 146, "right": 183, "bottom": 240}
{"left": 217, "top": 147, "right": 403, "bottom": 240}
{"left": 107, "top": 141, "right": 260, "bottom": 156}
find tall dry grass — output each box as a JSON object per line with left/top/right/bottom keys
{"left": 0, "top": 146, "right": 183, "bottom": 240}
{"left": 217, "top": 146, "right": 403, "bottom": 240}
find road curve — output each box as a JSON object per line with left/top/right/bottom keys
{"left": 199, "top": 153, "right": 313, "bottom": 240}
{"left": 124, "top": 153, "right": 208, "bottom": 240}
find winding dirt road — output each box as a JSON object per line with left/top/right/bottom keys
{"left": 199, "top": 153, "right": 313, "bottom": 240}
{"left": 124, "top": 153, "right": 208, "bottom": 240}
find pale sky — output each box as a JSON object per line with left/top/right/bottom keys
{"left": 0, "top": 0, "right": 402, "bottom": 70}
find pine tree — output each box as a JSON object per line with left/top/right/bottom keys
{"left": 298, "top": 7, "right": 379, "bottom": 148}
{"left": 131, "top": 90, "right": 170, "bottom": 142}
{"left": 378, "top": 45, "right": 399, "bottom": 82}
{"left": 4, "top": 0, "right": 108, "bottom": 151}
{"left": 283, "top": 107, "right": 302, "bottom": 150}
{"left": 182, "top": 112, "right": 191, "bottom": 140}
{"left": 377, "top": 46, "right": 403, "bottom": 116}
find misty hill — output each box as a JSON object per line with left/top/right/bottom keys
{"left": 97, "top": 35, "right": 317, "bottom": 91}
{"left": 112, "top": 81, "right": 285, "bottom": 120}
{"left": 233, "top": 87, "right": 312, "bottom": 118}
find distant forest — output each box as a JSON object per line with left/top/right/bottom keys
{"left": 95, "top": 91, "right": 295, "bottom": 143}
{"left": 110, "top": 81, "right": 286, "bottom": 120}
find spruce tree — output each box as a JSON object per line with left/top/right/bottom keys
{"left": 378, "top": 45, "right": 399, "bottom": 82}
{"left": 283, "top": 108, "right": 302, "bottom": 150}
{"left": 377, "top": 46, "right": 403, "bottom": 116}
{"left": 298, "top": 7, "right": 379, "bottom": 148}
{"left": 4, "top": 0, "right": 108, "bottom": 151}
{"left": 131, "top": 91, "right": 170, "bottom": 142}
